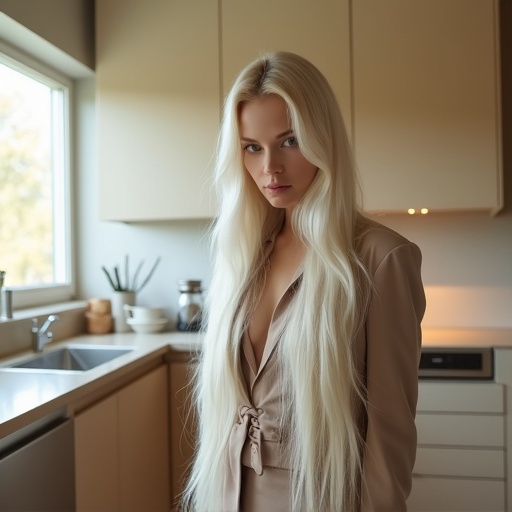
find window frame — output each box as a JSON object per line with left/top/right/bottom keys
{"left": 0, "top": 40, "right": 75, "bottom": 309}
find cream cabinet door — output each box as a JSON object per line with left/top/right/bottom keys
{"left": 75, "top": 365, "right": 170, "bottom": 512}
{"left": 352, "top": 0, "right": 502, "bottom": 214}
{"left": 75, "top": 394, "right": 119, "bottom": 511}
{"left": 96, "top": 0, "right": 219, "bottom": 221}
{"left": 409, "top": 380, "right": 507, "bottom": 512}
{"left": 118, "top": 365, "right": 170, "bottom": 512}
{"left": 221, "top": 0, "right": 352, "bottom": 137}
{"left": 408, "top": 477, "right": 505, "bottom": 512}
{"left": 169, "top": 358, "right": 197, "bottom": 505}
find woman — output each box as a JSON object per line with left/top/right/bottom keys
{"left": 183, "top": 51, "right": 425, "bottom": 511}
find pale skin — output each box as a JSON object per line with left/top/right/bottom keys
{"left": 239, "top": 94, "right": 318, "bottom": 366}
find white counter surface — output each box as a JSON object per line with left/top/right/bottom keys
{"left": 2, "top": 327, "right": 511, "bottom": 442}
{"left": 0, "top": 331, "right": 201, "bottom": 440}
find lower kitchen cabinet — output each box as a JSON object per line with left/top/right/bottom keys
{"left": 75, "top": 364, "right": 170, "bottom": 512}
{"left": 409, "top": 478, "right": 504, "bottom": 512}
{"left": 407, "top": 381, "right": 506, "bottom": 512}
{"left": 0, "top": 419, "right": 75, "bottom": 511}
{"left": 169, "top": 355, "right": 197, "bottom": 507}
{"left": 496, "top": 349, "right": 512, "bottom": 512}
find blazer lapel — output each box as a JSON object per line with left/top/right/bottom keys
{"left": 254, "top": 266, "right": 303, "bottom": 381}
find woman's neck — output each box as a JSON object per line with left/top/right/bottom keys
{"left": 280, "top": 210, "right": 295, "bottom": 237}
{"left": 275, "top": 212, "right": 304, "bottom": 255}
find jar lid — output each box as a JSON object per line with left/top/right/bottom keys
{"left": 178, "top": 279, "right": 202, "bottom": 292}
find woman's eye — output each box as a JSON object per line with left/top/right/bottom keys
{"left": 243, "top": 144, "right": 261, "bottom": 153}
{"left": 283, "top": 136, "right": 298, "bottom": 148}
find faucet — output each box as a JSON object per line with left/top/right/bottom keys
{"left": 32, "top": 315, "right": 59, "bottom": 352}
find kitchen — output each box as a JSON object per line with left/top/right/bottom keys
{"left": 0, "top": 0, "right": 511, "bottom": 511}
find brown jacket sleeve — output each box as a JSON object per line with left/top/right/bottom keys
{"left": 360, "top": 241, "right": 426, "bottom": 511}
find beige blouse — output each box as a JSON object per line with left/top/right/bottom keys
{"left": 223, "top": 217, "right": 426, "bottom": 511}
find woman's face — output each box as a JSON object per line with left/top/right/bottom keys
{"left": 239, "top": 94, "right": 318, "bottom": 213}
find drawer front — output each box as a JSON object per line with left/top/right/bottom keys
{"left": 407, "top": 476, "right": 505, "bottom": 512}
{"left": 417, "top": 382, "right": 504, "bottom": 413}
{"left": 416, "top": 413, "right": 504, "bottom": 447}
{"left": 414, "top": 447, "right": 505, "bottom": 478}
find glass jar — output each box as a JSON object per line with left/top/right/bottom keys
{"left": 177, "top": 279, "right": 203, "bottom": 331}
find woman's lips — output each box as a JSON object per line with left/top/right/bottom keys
{"left": 265, "top": 183, "right": 290, "bottom": 196}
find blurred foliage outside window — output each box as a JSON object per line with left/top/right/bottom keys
{"left": 0, "top": 57, "right": 69, "bottom": 290}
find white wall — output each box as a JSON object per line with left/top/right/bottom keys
{"left": 378, "top": 213, "right": 512, "bottom": 328}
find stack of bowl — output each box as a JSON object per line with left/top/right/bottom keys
{"left": 123, "top": 305, "right": 168, "bottom": 333}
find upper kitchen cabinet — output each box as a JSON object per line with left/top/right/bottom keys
{"left": 352, "top": 0, "right": 503, "bottom": 215}
{"left": 221, "top": 0, "right": 353, "bottom": 137}
{"left": 96, "top": 0, "right": 219, "bottom": 221}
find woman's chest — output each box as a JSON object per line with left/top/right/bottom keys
{"left": 249, "top": 252, "right": 303, "bottom": 366}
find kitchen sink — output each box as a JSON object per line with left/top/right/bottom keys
{"left": 3, "top": 346, "right": 134, "bottom": 372}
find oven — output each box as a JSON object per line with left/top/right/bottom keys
{"left": 419, "top": 347, "right": 494, "bottom": 380}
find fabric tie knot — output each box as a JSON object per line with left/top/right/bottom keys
{"left": 237, "top": 406, "right": 263, "bottom": 475}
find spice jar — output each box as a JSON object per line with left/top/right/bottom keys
{"left": 177, "top": 280, "right": 203, "bottom": 331}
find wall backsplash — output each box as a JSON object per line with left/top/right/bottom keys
{"left": 0, "top": 304, "right": 87, "bottom": 359}
{"left": 377, "top": 212, "right": 512, "bottom": 328}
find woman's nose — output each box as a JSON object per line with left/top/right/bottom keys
{"left": 263, "top": 150, "right": 283, "bottom": 174}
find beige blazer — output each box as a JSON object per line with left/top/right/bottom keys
{"left": 224, "top": 217, "right": 426, "bottom": 511}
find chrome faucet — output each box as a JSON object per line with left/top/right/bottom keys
{"left": 32, "top": 315, "right": 59, "bottom": 352}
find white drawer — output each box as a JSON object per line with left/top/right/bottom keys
{"left": 407, "top": 476, "right": 505, "bottom": 512}
{"left": 417, "top": 382, "right": 504, "bottom": 413}
{"left": 414, "top": 447, "right": 505, "bottom": 478}
{"left": 416, "top": 413, "right": 504, "bottom": 447}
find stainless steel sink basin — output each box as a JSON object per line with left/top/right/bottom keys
{"left": 4, "top": 346, "right": 134, "bottom": 372}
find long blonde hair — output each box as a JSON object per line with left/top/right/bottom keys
{"left": 183, "top": 51, "right": 369, "bottom": 511}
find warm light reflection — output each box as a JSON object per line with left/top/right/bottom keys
{"left": 421, "top": 208, "right": 429, "bottom": 214}
{"left": 408, "top": 208, "right": 415, "bottom": 215}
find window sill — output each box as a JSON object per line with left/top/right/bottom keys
{"left": 5, "top": 300, "right": 87, "bottom": 321}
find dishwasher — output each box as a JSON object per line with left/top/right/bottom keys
{"left": 0, "top": 417, "right": 75, "bottom": 511}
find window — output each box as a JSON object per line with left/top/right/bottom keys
{"left": 0, "top": 47, "right": 74, "bottom": 308}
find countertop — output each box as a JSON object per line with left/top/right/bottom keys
{"left": 2, "top": 327, "right": 512, "bottom": 443}
{"left": 0, "top": 331, "right": 202, "bottom": 441}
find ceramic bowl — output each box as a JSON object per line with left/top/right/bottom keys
{"left": 126, "top": 317, "right": 167, "bottom": 334}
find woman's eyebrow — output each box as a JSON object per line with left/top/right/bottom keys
{"left": 276, "top": 129, "right": 294, "bottom": 139}
{"left": 240, "top": 130, "right": 294, "bottom": 143}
